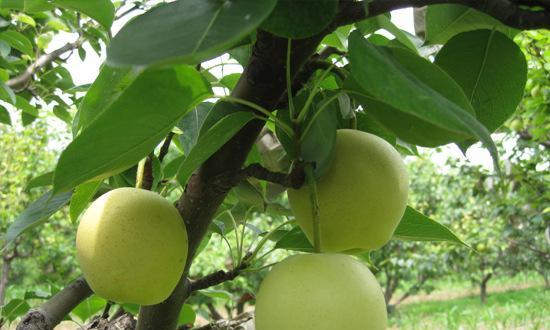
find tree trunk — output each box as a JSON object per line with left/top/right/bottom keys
{"left": 0, "top": 258, "right": 11, "bottom": 306}
{"left": 480, "top": 273, "right": 493, "bottom": 304}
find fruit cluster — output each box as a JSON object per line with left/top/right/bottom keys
{"left": 255, "top": 129, "right": 409, "bottom": 330}
{"left": 75, "top": 129, "right": 408, "bottom": 330}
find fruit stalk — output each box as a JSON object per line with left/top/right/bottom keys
{"left": 304, "top": 163, "right": 322, "bottom": 253}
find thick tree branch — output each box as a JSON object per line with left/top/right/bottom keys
{"left": 17, "top": 277, "right": 92, "bottom": 330}
{"left": 7, "top": 40, "right": 83, "bottom": 91}
{"left": 136, "top": 30, "right": 325, "bottom": 330}
{"left": 334, "top": 0, "right": 550, "bottom": 30}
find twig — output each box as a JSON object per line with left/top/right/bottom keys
{"left": 236, "top": 163, "right": 304, "bottom": 189}
{"left": 332, "top": 0, "right": 550, "bottom": 30}
{"left": 190, "top": 312, "right": 254, "bottom": 330}
{"left": 188, "top": 262, "right": 249, "bottom": 293}
{"left": 7, "top": 39, "right": 84, "bottom": 91}
{"left": 158, "top": 132, "right": 175, "bottom": 162}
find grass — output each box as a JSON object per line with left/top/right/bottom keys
{"left": 389, "top": 286, "right": 550, "bottom": 330}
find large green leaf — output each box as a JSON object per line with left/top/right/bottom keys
{"left": 0, "top": 0, "right": 54, "bottom": 12}
{"left": 393, "top": 207, "right": 468, "bottom": 246}
{"left": 261, "top": 0, "right": 338, "bottom": 39}
{"left": 76, "top": 66, "right": 143, "bottom": 132}
{"left": 108, "top": 0, "right": 277, "bottom": 66}
{"left": 177, "top": 102, "right": 213, "bottom": 155}
{"left": 5, "top": 190, "right": 72, "bottom": 244}
{"left": 274, "top": 226, "right": 314, "bottom": 252}
{"left": 69, "top": 180, "right": 102, "bottom": 223}
{"left": 71, "top": 295, "right": 106, "bottom": 322}
{"left": 176, "top": 109, "right": 256, "bottom": 186}
{"left": 435, "top": 30, "right": 527, "bottom": 135}
{"left": 1, "top": 299, "right": 30, "bottom": 322}
{"left": 53, "top": 66, "right": 211, "bottom": 193}
{"left": 51, "top": 0, "right": 115, "bottom": 28}
{"left": 0, "top": 30, "right": 33, "bottom": 56}
{"left": 347, "top": 31, "right": 497, "bottom": 162}
{"left": 425, "top": 4, "right": 518, "bottom": 44}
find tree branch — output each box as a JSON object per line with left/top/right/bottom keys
{"left": 136, "top": 30, "right": 325, "bottom": 330}
{"left": 17, "top": 277, "right": 92, "bottom": 330}
{"left": 235, "top": 163, "right": 304, "bottom": 189}
{"left": 159, "top": 132, "right": 175, "bottom": 162}
{"left": 7, "top": 39, "right": 84, "bottom": 91}
{"left": 334, "top": 0, "right": 550, "bottom": 30}
{"left": 188, "top": 262, "right": 249, "bottom": 294}
{"left": 190, "top": 312, "right": 253, "bottom": 330}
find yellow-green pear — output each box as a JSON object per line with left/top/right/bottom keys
{"left": 76, "top": 187, "right": 188, "bottom": 305}
{"left": 255, "top": 253, "right": 387, "bottom": 330}
{"left": 288, "top": 129, "right": 408, "bottom": 252}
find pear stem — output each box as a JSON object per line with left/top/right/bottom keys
{"left": 305, "top": 163, "right": 321, "bottom": 253}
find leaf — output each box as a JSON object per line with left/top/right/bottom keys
{"left": 178, "top": 304, "right": 196, "bottom": 327}
{"left": 1, "top": 299, "right": 30, "bottom": 322}
{"left": 69, "top": 180, "right": 102, "bottom": 223}
{"left": 0, "top": 104, "right": 11, "bottom": 125}
{"left": 177, "top": 102, "right": 213, "bottom": 155}
{"left": 347, "top": 31, "right": 498, "bottom": 164}
{"left": 16, "top": 95, "right": 38, "bottom": 117}
{"left": 76, "top": 66, "right": 143, "bottom": 132}
{"left": 393, "top": 207, "right": 468, "bottom": 247}
{"left": 176, "top": 110, "right": 256, "bottom": 186}
{"left": 199, "top": 289, "right": 232, "bottom": 301}
{"left": 261, "top": 0, "right": 338, "bottom": 39}
{"left": 0, "top": 81, "right": 15, "bottom": 104}
{"left": 357, "top": 14, "right": 418, "bottom": 52}
{"left": 434, "top": 30, "right": 527, "bottom": 136}
{"left": 5, "top": 190, "right": 72, "bottom": 244}
{"left": 51, "top": 0, "right": 115, "bottom": 28}
{"left": 26, "top": 171, "right": 53, "bottom": 191}
{"left": 0, "top": 0, "right": 53, "bottom": 12}
{"left": 0, "top": 30, "right": 33, "bottom": 55}
{"left": 53, "top": 66, "right": 211, "bottom": 193}
{"left": 274, "top": 226, "right": 314, "bottom": 252}
{"left": 107, "top": 0, "right": 277, "bottom": 66}
{"left": 71, "top": 295, "right": 106, "bottom": 322}
{"left": 425, "top": 4, "right": 518, "bottom": 44}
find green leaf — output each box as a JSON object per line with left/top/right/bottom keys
{"left": 53, "top": 106, "right": 72, "bottom": 125}
{"left": 0, "top": 0, "right": 53, "bottom": 12}
{"left": 16, "top": 95, "right": 38, "bottom": 117}
{"left": 199, "top": 289, "right": 232, "bottom": 301}
{"left": 393, "top": 207, "right": 468, "bottom": 247}
{"left": 107, "top": 0, "right": 277, "bottom": 66}
{"left": 26, "top": 171, "right": 53, "bottom": 191}
{"left": 261, "top": 0, "right": 338, "bottom": 39}
{"left": 53, "top": 66, "right": 211, "bottom": 193}
{"left": 5, "top": 190, "right": 72, "bottom": 244}
{"left": 176, "top": 109, "right": 256, "bottom": 186}
{"left": 51, "top": 0, "right": 115, "bottom": 28}
{"left": 425, "top": 4, "right": 518, "bottom": 44}
{"left": 177, "top": 102, "right": 213, "bottom": 155}
{"left": 0, "top": 104, "right": 11, "bottom": 125}
{"left": 1, "top": 299, "right": 30, "bottom": 322}
{"left": 69, "top": 180, "right": 102, "bottom": 223}
{"left": 347, "top": 31, "right": 498, "bottom": 164}
{"left": 71, "top": 295, "right": 106, "bottom": 322}
{"left": 435, "top": 30, "right": 527, "bottom": 135}
{"left": 0, "top": 81, "right": 15, "bottom": 104}
{"left": 274, "top": 226, "right": 314, "bottom": 252}
{"left": 0, "top": 30, "right": 33, "bottom": 55}
{"left": 178, "top": 304, "right": 196, "bottom": 326}
{"left": 219, "top": 73, "right": 241, "bottom": 90}
{"left": 357, "top": 14, "right": 418, "bottom": 52}
{"left": 76, "top": 66, "right": 143, "bottom": 132}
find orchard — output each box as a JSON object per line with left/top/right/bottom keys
{"left": 0, "top": 1, "right": 549, "bottom": 330}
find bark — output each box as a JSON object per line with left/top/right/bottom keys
{"left": 480, "top": 273, "right": 493, "bottom": 304}
{"left": 0, "top": 259, "right": 11, "bottom": 306}
{"left": 17, "top": 277, "right": 92, "bottom": 330}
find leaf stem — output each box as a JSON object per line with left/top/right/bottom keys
{"left": 304, "top": 163, "right": 321, "bottom": 253}
{"left": 286, "top": 38, "right": 296, "bottom": 120}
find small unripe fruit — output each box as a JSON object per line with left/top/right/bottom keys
{"left": 255, "top": 254, "right": 387, "bottom": 330}
{"left": 76, "top": 187, "right": 188, "bottom": 305}
{"left": 288, "top": 129, "right": 409, "bottom": 252}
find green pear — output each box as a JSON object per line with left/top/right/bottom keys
{"left": 255, "top": 253, "right": 387, "bottom": 330}
{"left": 76, "top": 187, "right": 188, "bottom": 305}
{"left": 288, "top": 129, "right": 408, "bottom": 252}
